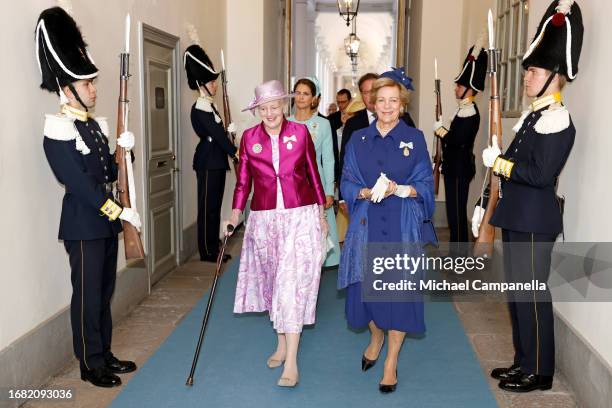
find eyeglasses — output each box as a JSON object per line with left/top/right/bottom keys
{"left": 258, "top": 104, "right": 283, "bottom": 115}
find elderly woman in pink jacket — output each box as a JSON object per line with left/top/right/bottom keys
{"left": 225, "top": 80, "right": 328, "bottom": 387}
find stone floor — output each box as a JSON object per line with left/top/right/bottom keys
{"left": 23, "top": 228, "right": 579, "bottom": 408}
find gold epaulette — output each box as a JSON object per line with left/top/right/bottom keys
{"left": 492, "top": 156, "right": 514, "bottom": 179}
{"left": 435, "top": 126, "right": 449, "bottom": 138}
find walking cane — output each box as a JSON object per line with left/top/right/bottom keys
{"left": 186, "top": 224, "right": 234, "bottom": 386}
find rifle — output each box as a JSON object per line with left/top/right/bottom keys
{"left": 473, "top": 10, "right": 502, "bottom": 258}
{"left": 115, "top": 14, "right": 145, "bottom": 260}
{"left": 432, "top": 70, "right": 442, "bottom": 196}
{"left": 219, "top": 50, "right": 238, "bottom": 172}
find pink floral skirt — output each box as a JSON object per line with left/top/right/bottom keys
{"left": 233, "top": 204, "right": 323, "bottom": 333}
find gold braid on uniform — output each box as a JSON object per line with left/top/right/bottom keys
{"left": 492, "top": 155, "right": 514, "bottom": 179}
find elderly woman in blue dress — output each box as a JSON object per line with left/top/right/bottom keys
{"left": 288, "top": 77, "right": 340, "bottom": 267}
{"left": 339, "top": 68, "right": 435, "bottom": 393}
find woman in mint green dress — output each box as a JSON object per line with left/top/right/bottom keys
{"left": 289, "top": 77, "right": 340, "bottom": 267}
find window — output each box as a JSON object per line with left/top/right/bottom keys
{"left": 496, "top": 0, "right": 529, "bottom": 117}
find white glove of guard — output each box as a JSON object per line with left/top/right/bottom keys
{"left": 119, "top": 207, "right": 142, "bottom": 231}
{"left": 117, "top": 131, "right": 135, "bottom": 150}
{"left": 227, "top": 122, "right": 237, "bottom": 133}
{"left": 471, "top": 206, "right": 486, "bottom": 238}
{"left": 482, "top": 137, "right": 502, "bottom": 168}
{"left": 370, "top": 173, "right": 391, "bottom": 203}
{"left": 433, "top": 120, "right": 443, "bottom": 133}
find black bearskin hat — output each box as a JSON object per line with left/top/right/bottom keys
{"left": 184, "top": 44, "right": 219, "bottom": 90}
{"left": 35, "top": 6, "right": 98, "bottom": 94}
{"left": 522, "top": 0, "right": 584, "bottom": 81}
{"left": 454, "top": 31, "right": 488, "bottom": 93}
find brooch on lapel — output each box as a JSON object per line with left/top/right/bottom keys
{"left": 310, "top": 122, "right": 318, "bottom": 141}
{"left": 252, "top": 143, "right": 262, "bottom": 154}
{"left": 399, "top": 141, "right": 413, "bottom": 157}
{"left": 283, "top": 135, "right": 297, "bottom": 150}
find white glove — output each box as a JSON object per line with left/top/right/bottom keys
{"left": 117, "top": 131, "right": 135, "bottom": 150}
{"left": 370, "top": 173, "right": 391, "bottom": 203}
{"left": 482, "top": 137, "right": 502, "bottom": 168}
{"left": 227, "top": 122, "right": 237, "bottom": 133}
{"left": 471, "top": 206, "right": 486, "bottom": 238}
{"left": 394, "top": 185, "right": 413, "bottom": 198}
{"left": 433, "top": 120, "right": 443, "bottom": 133}
{"left": 119, "top": 207, "right": 142, "bottom": 231}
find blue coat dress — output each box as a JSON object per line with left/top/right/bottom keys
{"left": 339, "top": 120, "right": 435, "bottom": 333}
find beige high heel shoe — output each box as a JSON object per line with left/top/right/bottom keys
{"left": 277, "top": 374, "right": 299, "bottom": 387}
{"left": 266, "top": 356, "right": 285, "bottom": 369}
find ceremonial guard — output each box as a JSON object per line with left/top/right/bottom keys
{"left": 184, "top": 36, "right": 238, "bottom": 263}
{"left": 435, "top": 34, "right": 487, "bottom": 247}
{"left": 479, "top": 0, "right": 583, "bottom": 392}
{"left": 36, "top": 6, "right": 140, "bottom": 387}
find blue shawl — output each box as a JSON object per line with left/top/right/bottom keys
{"left": 337, "top": 124, "right": 436, "bottom": 289}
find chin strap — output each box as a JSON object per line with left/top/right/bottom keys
{"left": 536, "top": 68, "right": 559, "bottom": 98}
{"left": 67, "top": 82, "right": 89, "bottom": 112}
{"left": 197, "top": 80, "right": 213, "bottom": 98}
{"left": 460, "top": 87, "right": 470, "bottom": 100}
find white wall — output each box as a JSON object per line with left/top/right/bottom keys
{"left": 0, "top": 0, "right": 227, "bottom": 351}
{"left": 412, "top": 0, "right": 464, "bottom": 201}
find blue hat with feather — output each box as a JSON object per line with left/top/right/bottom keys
{"left": 380, "top": 67, "right": 414, "bottom": 91}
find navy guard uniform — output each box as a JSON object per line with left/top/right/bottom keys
{"left": 184, "top": 43, "right": 237, "bottom": 263}
{"left": 435, "top": 35, "right": 487, "bottom": 246}
{"left": 36, "top": 6, "right": 138, "bottom": 388}
{"left": 483, "top": 0, "right": 583, "bottom": 393}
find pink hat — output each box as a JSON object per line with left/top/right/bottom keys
{"left": 242, "top": 80, "right": 295, "bottom": 112}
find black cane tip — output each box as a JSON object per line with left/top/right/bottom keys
{"left": 186, "top": 377, "right": 194, "bottom": 386}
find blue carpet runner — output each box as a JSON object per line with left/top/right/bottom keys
{"left": 111, "top": 259, "right": 496, "bottom": 407}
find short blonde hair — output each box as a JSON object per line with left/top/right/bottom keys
{"left": 370, "top": 77, "right": 411, "bottom": 108}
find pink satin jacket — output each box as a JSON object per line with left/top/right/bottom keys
{"left": 232, "top": 119, "right": 326, "bottom": 211}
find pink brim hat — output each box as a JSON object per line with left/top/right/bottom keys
{"left": 241, "top": 79, "right": 296, "bottom": 112}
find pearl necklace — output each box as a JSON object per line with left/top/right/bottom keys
{"left": 376, "top": 120, "right": 399, "bottom": 137}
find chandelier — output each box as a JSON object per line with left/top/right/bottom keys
{"left": 337, "top": 0, "right": 360, "bottom": 27}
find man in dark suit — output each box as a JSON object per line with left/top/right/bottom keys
{"left": 328, "top": 89, "right": 351, "bottom": 183}
{"left": 338, "top": 73, "right": 415, "bottom": 208}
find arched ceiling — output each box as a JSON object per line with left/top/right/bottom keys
{"left": 314, "top": 1, "right": 396, "bottom": 76}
